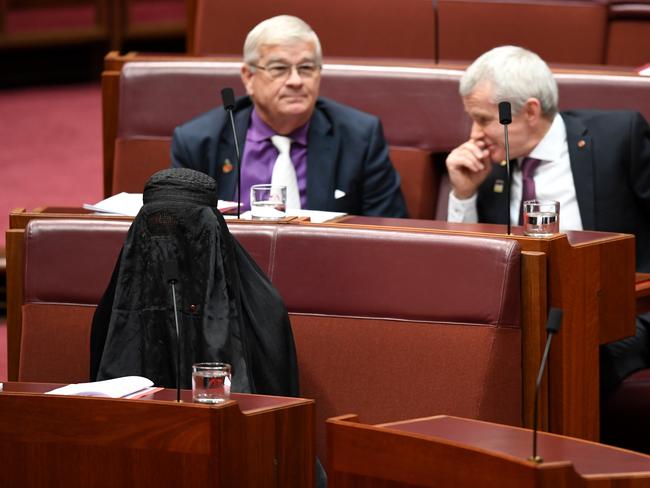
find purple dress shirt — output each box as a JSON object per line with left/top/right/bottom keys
{"left": 240, "top": 109, "right": 309, "bottom": 209}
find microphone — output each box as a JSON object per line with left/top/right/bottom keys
{"left": 164, "top": 260, "right": 182, "bottom": 402}
{"left": 529, "top": 307, "right": 563, "bottom": 463}
{"left": 498, "top": 101, "right": 512, "bottom": 235}
{"left": 221, "top": 87, "right": 242, "bottom": 219}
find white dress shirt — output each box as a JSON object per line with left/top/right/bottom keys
{"left": 448, "top": 114, "right": 584, "bottom": 231}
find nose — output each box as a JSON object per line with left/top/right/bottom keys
{"left": 285, "top": 66, "right": 304, "bottom": 86}
{"left": 470, "top": 122, "right": 484, "bottom": 140}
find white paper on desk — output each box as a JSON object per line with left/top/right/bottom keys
{"left": 83, "top": 192, "right": 143, "bottom": 216}
{"left": 45, "top": 376, "right": 154, "bottom": 398}
{"left": 83, "top": 192, "right": 240, "bottom": 217}
{"left": 236, "top": 209, "right": 346, "bottom": 223}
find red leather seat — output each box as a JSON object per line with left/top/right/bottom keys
{"left": 606, "top": 1, "right": 650, "bottom": 66}
{"left": 189, "top": 0, "right": 436, "bottom": 61}
{"left": 18, "top": 218, "right": 523, "bottom": 462}
{"left": 437, "top": 0, "right": 608, "bottom": 64}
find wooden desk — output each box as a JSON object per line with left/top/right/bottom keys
{"left": 5, "top": 209, "right": 638, "bottom": 443}
{"left": 327, "top": 414, "right": 650, "bottom": 487}
{"left": 337, "top": 216, "right": 637, "bottom": 442}
{"left": 0, "top": 382, "right": 315, "bottom": 487}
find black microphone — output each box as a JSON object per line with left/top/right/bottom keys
{"left": 221, "top": 87, "right": 242, "bottom": 219}
{"left": 164, "top": 260, "right": 182, "bottom": 402}
{"left": 498, "top": 101, "right": 512, "bottom": 235}
{"left": 529, "top": 307, "right": 563, "bottom": 463}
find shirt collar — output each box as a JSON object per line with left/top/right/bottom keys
{"left": 247, "top": 108, "right": 310, "bottom": 146}
{"left": 526, "top": 113, "right": 567, "bottom": 163}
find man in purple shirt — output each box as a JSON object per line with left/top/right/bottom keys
{"left": 170, "top": 15, "right": 407, "bottom": 217}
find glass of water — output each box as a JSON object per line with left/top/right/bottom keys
{"left": 250, "top": 184, "right": 286, "bottom": 220}
{"left": 192, "top": 362, "right": 231, "bottom": 404}
{"left": 523, "top": 200, "right": 560, "bottom": 237}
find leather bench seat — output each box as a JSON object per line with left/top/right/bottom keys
{"left": 19, "top": 218, "right": 523, "bottom": 460}
{"left": 111, "top": 60, "right": 650, "bottom": 221}
{"left": 606, "top": 1, "right": 650, "bottom": 66}
{"left": 602, "top": 368, "right": 650, "bottom": 454}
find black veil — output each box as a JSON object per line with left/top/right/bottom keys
{"left": 90, "top": 168, "right": 299, "bottom": 397}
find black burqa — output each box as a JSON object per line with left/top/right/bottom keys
{"left": 89, "top": 168, "right": 299, "bottom": 397}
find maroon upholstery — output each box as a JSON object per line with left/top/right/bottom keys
{"left": 20, "top": 219, "right": 130, "bottom": 383}
{"left": 23, "top": 219, "right": 128, "bottom": 304}
{"left": 437, "top": 0, "right": 608, "bottom": 64}
{"left": 606, "top": 2, "right": 650, "bottom": 66}
{"left": 1, "top": 0, "right": 110, "bottom": 48}
{"left": 602, "top": 368, "right": 650, "bottom": 454}
{"left": 19, "top": 218, "right": 523, "bottom": 461}
{"left": 190, "top": 0, "right": 436, "bottom": 60}
{"left": 113, "top": 60, "right": 650, "bottom": 219}
{"left": 114, "top": 61, "right": 470, "bottom": 217}
{"left": 109, "top": 0, "right": 186, "bottom": 51}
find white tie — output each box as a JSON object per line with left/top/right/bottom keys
{"left": 270, "top": 135, "right": 301, "bottom": 209}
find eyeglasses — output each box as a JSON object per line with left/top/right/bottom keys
{"left": 250, "top": 62, "right": 321, "bottom": 80}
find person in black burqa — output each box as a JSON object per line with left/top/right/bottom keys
{"left": 89, "top": 167, "right": 298, "bottom": 397}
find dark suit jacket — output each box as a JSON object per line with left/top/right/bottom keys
{"left": 476, "top": 110, "right": 650, "bottom": 272}
{"left": 171, "top": 96, "right": 408, "bottom": 217}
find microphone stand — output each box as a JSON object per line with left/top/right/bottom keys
{"left": 164, "top": 260, "right": 182, "bottom": 403}
{"left": 221, "top": 88, "right": 242, "bottom": 219}
{"left": 498, "top": 102, "right": 512, "bottom": 235}
{"left": 529, "top": 308, "right": 563, "bottom": 463}
{"left": 170, "top": 279, "right": 181, "bottom": 403}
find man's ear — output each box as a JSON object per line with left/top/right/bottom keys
{"left": 241, "top": 65, "right": 254, "bottom": 96}
{"left": 523, "top": 97, "right": 543, "bottom": 125}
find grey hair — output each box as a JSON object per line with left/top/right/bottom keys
{"left": 459, "top": 46, "right": 558, "bottom": 119}
{"left": 243, "top": 15, "right": 323, "bottom": 66}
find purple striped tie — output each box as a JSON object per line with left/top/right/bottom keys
{"left": 519, "top": 157, "right": 541, "bottom": 225}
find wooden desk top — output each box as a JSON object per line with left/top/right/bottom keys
{"left": 380, "top": 415, "right": 650, "bottom": 477}
{"left": 0, "top": 381, "right": 312, "bottom": 414}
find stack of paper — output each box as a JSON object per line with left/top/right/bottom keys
{"left": 46, "top": 376, "right": 155, "bottom": 398}
{"left": 83, "top": 192, "right": 239, "bottom": 216}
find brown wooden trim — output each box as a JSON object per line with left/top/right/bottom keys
{"left": 102, "top": 68, "right": 120, "bottom": 197}
{"left": 521, "top": 251, "right": 547, "bottom": 431}
{"left": 5, "top": 229, "right": 24, "bottom": 381}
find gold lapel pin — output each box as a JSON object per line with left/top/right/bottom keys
{"left": 222, "top": 158, "right": 234, "bottom": 173}
{"left": 577, "top": 139, "right": 586, "bottom": 149}
{"left": 493, "top": 179, "right": 504, "bottom": 193}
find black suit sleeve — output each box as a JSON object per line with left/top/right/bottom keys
{"left": 630, "top": 111, "right": 650, "bottom": 215}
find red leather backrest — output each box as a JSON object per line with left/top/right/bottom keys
{"left": 117, "top": 61, "right": 471, "bottom": 152}
{"left": 118, "top": 61, "right": 650, "bottom": 152}
{"left": 270, "top": 225, "right": 521, "bottom": 326}
{"left": 191, "top": 0, "right": 437, "bottom": 60}
{"left": 22, "top": 219, "right": 521, "bottom": 324}
{"left": 606, "top": 2, "right": 650, "bottom": 66}
{"left": 23, "top": 220, "right": 130, "bottom": 304}
{"left": 437, "top": 0, "right": 608, "bottom": 65}
{"left": 19, "top": 218, "right": 523, "bottom": 456}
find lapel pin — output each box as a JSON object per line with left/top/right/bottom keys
{"left": 222, "top": 158, "right": 234, "bottom": 173}
{"left": 493, "top": 179, "right": 504, "bottom": 193}
{"left": 499, "top": 159, "right": 507, "bottom": 167}
{"left": 577, "top": 139, "right": 586, "bottom": 149}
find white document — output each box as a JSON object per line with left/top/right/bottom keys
{"left": 83, "top": 192, "right": 240, "bottom": 216}
{"left": 45, "top": 376, "right": 154, "bottom": 398}
{"left": 83, "top": 192, "right": 143, "bottom": 216}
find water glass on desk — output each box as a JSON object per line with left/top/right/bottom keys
{"left": 250, "top": 184, "right": 287, "bottom": 220}
{"left": 192, "top": 362, "right": 231, "bottom": 404}
{"left": 523, "top": 200, "right": 560, "bottom": 237}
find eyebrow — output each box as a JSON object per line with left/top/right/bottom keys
{"left": 263, "top": 56, "right": 317, "bottom": 65}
